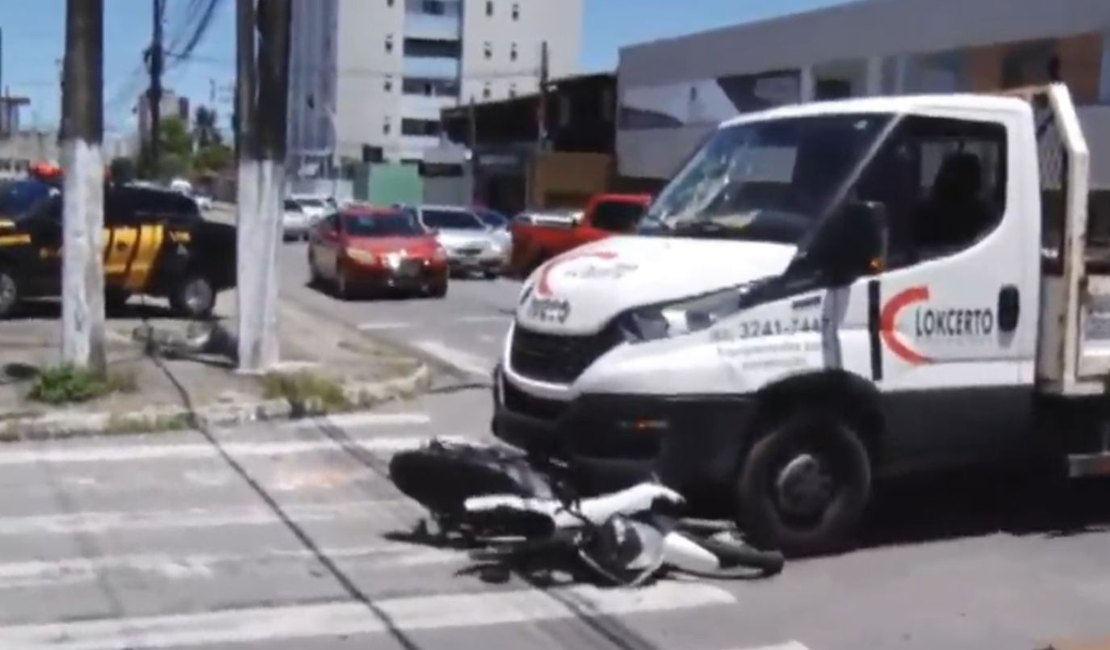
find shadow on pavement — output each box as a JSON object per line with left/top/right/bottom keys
{"left": 7, "top": 298, "right": 176, "bottom": 320}
{"left": 858, "top": 463, "right": 1110, "bottom": 549}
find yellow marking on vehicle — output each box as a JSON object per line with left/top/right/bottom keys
{"left": 168, "top": 230, "right": 191, "bottom": 244}
{"left": 103, "top": 227, "right": 138, "bottom": 281}
{"left": 124, "top": 224, "right": 165, "bottom": 292}
{"left": 0, "top": 234, "right": 30, "bottom": 246}
{"left": 0, "top": 219, "right": 15, "bottom": 230}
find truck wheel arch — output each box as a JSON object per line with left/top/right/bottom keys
{"left": 746, "top": 370, "right": 885, "bottom": 465}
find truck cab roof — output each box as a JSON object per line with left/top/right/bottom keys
{"left": 720, "top": 92, "right": 1034, "bottom": 130}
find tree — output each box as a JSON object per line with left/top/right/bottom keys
{"left": 193, "top": 142, "right": 233, "bottom": 172}
{"left": 137, "top": 115, "right": 192, "bottom": 180}
{"left": 108, "top": 156, "right": 136, "bottom": 183}
{"left": 193, "top": 105, "right": 222, "bottom": 148}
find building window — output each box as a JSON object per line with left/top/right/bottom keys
{"left": 384, "top": 76, "right": 393, "bottom": 91}
{"left": 512, "top": 3, "right": 519, "bottom": 19}
{"left": 387, "top": 0, "right": 393, "bottom": 5}
{"left": 483, "top": 84, "right": 491, "bottom": 99}
{"left": 385, "top": 34, "right": 394, "bottom": 53}
{"left": 485, "top": 1, "right": 493, "bottom": 16}
{"left": 510, "top": 43, "right": 518, "bottom": 61}
{"left": 483, "top": 41, "right": 492, "bottom": 60}
{"left": 401, "top": 118, "right": 441, "bottom": 136}
{"left": 509, "top": 83, "right": 517, "bottom": 97}
{"left": 383, "top": 119, "right": 392, "bottom": 135}
{"left": 559, "top": 94, "right": 571, "bottom": 126}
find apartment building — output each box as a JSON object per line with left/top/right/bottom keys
{"left": 288, "top": 0, "right": 583, "bottom": 171}
{"left": 616, "top": 0, "right": 1110, "bottom": 182}
{"left": 136, "top": 90, "right": 190, "bottom": 144}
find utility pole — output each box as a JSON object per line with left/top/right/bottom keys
{"left": 59, "top": 0, "right": 107, "bottom": 376}
{"left": 468, "top": 97, "right": 479, "bottom": 205}
{"left": 236, "top": 0, "right": 292, "bottom": 373}
{"left": 145, "top": 0, "right": 165, "bottom": 175}
{"left": 527, "top": 40, "right": 549, "bottom": 209}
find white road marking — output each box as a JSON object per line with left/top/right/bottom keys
{"left": 294, "top": 411, "right": 432, "bottom": 429}
{"left": 724, "top": 643, "right": 812, "bottom": 650}
{"left": 0, "top": 499, "right": 414, "bottom": 537}
{"left": 357, "top": 321, "right": 413, "bottom": 331}
{"left": 455, "top": 315, "right": 512, "bottom": 324}
{"left": 0, "top": 433, "right": 462, "bottom": 466}
{"left": 0, "top": 582, "right": 736, "bottom": 648}
{"left": 414, "top": 339, "right": 494, "bottom": 376}
{"left": 0, "top": 543, "right": 462, "bottom": 590}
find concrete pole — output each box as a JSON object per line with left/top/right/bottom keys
{"left": 235, "top": 0, "right": 291, "bottom": 373}
{"left": 59, "top": 0, "right": 107, "bottom": 376}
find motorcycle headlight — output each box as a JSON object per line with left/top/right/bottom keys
{"left": 345, "top": 248, "right": 378, "bottom": 265}
{"left": 620, "top": 286, "right": 749, "bottom": 342}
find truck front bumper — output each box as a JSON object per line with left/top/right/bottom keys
{"left": 490, "top": 363, "right": 755, "bottom": 493}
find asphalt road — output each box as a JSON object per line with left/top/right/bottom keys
{"left": 0, "top": 236, "right": 1108, "bottom": 648}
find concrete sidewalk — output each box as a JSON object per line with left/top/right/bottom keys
{"left": 0, "top": 291, "right": 432, "bottom": 440}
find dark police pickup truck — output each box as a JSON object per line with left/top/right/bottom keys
{"left": 0, "top": 181, "right": 236, "bottom": 319}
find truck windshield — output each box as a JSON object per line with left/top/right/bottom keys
{"left": 637, "top": 113, "right": 895, "bottom": 245}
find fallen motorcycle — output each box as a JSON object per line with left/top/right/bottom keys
{"left": 388, "top": 438, "right": 785, "bottom": 586}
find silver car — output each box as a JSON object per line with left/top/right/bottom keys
{"left": 282, "top": 198, "right": 315, "bottom": 241}
{"left": 408, "top": 205, "right": 507, "bottom": 278}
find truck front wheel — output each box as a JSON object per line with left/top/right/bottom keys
{"left": 735, "top": 408, "right": 871, "bottom": 557}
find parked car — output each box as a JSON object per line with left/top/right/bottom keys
{"left": 473, "top": 207, "right": 513, "bottom": 251}
{"left": 282, "top": 199, "right": 316, "bottom": 241}
{"left": 400, "top": 204, "right": 507, "bottom": 279}
{"left": 0, "top": 185, "right": 236, "bottom": 319}
{"left": 307, "top": 205, "right": 448, "bottom": 299}
{"left": 503, "top": 193, "right": 652, "bottom": 279}
{"left": 288, "top": 194, "right": 331, "bottom": 223}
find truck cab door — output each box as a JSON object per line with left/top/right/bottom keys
{"left": 836, "top": 113, "right": 1036, "bottom": 471}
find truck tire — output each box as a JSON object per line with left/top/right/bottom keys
{"left": 0, "top": 267, "right": 18, "bottom": 318}
{"left": 735, "top": 408, "right": 871, "bottom": 557}
{"left": 170, "top": 274, "right": 216, "bottom": 320}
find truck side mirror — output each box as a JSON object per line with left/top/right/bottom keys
{"left": 808, "top": 200, "right": 886, "bottom": 286}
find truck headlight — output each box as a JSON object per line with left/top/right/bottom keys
{"left": 620, "top": 287, "right": 749, "bottom": 342}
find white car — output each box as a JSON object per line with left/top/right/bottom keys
{"left": 282, "top": 199, "right": 315, "bottom": 241}
{"left": 288, "top": 195, "right": 332, "bottom": 223}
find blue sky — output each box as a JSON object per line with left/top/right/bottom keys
{"left": 0, "top": 0, "right": 845, "bottom": 134}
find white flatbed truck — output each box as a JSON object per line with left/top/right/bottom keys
{"left": 491, "top": 83, "right": 1110, "bottom": 556}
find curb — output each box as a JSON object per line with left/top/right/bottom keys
{"left": 0, "top": 363, "right": 432, "bottom": 442}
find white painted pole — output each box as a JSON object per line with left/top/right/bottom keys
{"left": 59, "top": 0, "right": 106, "bottom": 376}
{"left": 235, "top": 0, "right": 291, "bottom": 373}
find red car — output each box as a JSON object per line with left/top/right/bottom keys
{"left": 307, "top": 206, "right": 449, "bottom": 299}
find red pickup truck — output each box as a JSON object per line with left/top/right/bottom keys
{"left": 503, "top": 193, "right": 652, "bottom": 279}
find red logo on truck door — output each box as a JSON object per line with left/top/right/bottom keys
{"left": 880, "top": 285, "right": 997, "bottom": 365}
{"left": 881, "top": 286, "right": 932, "bottom": 365}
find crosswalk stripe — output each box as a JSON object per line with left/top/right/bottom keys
{"left": 0, "top": 433, "right": 464, "bottom": 466}
{"left": 0, "top": 543, "right": 462, "bottom": 590}
{"left": 0, "top": 499, "right": 414, "bottom": 536}
{"left": 0, "top": 582, "right": 737, "bottom": 649}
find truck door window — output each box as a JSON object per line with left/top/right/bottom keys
{"left": 859, "top": 116, "right": 1007, "bottom": 269}
{"left": 591, "top": 201, "right": 645, "bottom": 233}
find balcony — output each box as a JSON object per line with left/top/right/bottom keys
{"left": 403, "top": 56, "right": 459, "bottom": 80}
{"left": 401, "top": 93, "right": 457, "bottom": 122}
{"left": 404, "top": 12, "right": 460, "bottom": 42}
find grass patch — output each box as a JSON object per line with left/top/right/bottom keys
{"left": 26, "top": 365, "right": 139, "bottom": 405}
{"left": 105, "top": 412, "right": 195, "bottom": 435}
{"left": 262, "top": 371, "right": 351, "bottom": 413}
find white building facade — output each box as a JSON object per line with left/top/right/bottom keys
{"left": 616, "top": 0, "right": 1110, "bottom": 182}
{"left": 287, "top": 0, "right": 583, "bottom": 173}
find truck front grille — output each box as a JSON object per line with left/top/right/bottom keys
{"left": 509, "top": 325, "right": 624, "bottom": 384}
